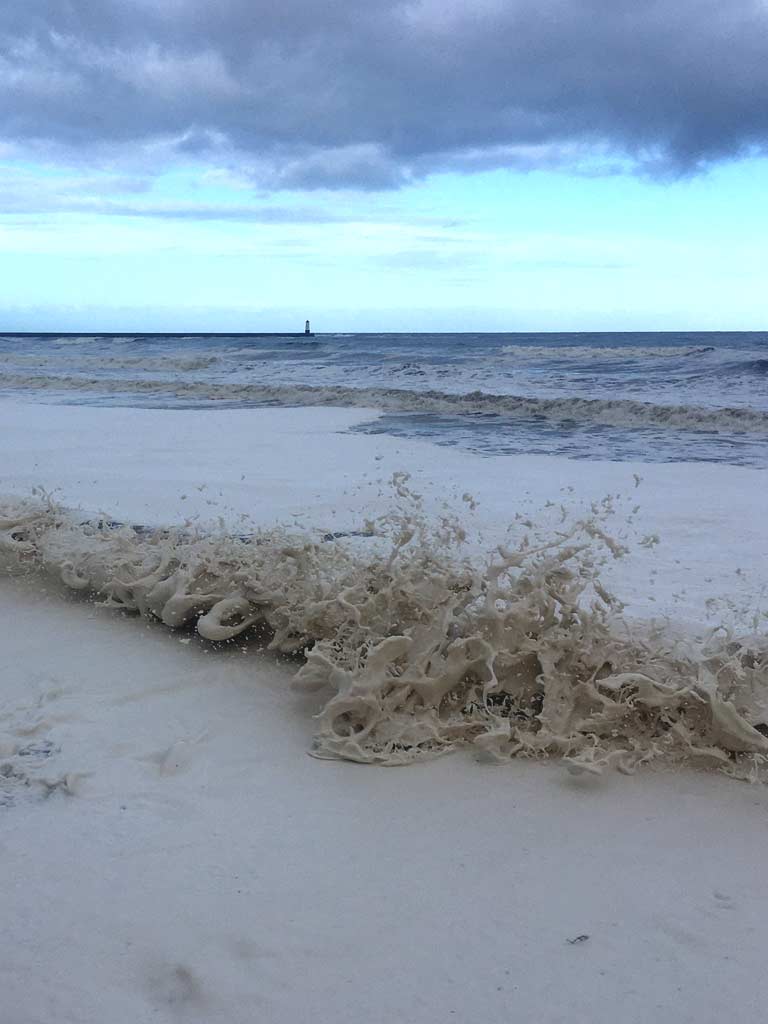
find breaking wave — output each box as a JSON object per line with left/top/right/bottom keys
{"left": 720, "top": 357, "right": 768, "bottom": 377}
{"left": 2, "top": 372, "right": 768, "bottom": 434}
{"left": 2, "top": 487, "right": 767, "bottom": 778}
{"left": 500, "top": 345, "right": 716, "bottom": 360}
{"left": 0, "top": 353, "right": 219, "bottom": 373}
{"left": 223, "top": 342, "right": 323, "bottom": 358}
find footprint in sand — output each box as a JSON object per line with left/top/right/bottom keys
{"left": 0, "top": 687, "right": 85, "bottom": 807}
{"left": 0, "top": 731, "right": 79, "bottom": 807}
{"left": 139, "top": 732, "right": 210, "bottom": 777}
{"left": 146, "top": 962, "right": 206, "bottom": 1013}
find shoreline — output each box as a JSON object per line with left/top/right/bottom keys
{"left": 1, "top": 398, "right": 764, "bottom": 628}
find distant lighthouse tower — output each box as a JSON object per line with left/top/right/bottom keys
{"left": 304, "top": 319, "right": 311, "bottom": 335}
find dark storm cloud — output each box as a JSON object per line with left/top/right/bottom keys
{"left": 1, "top": 0, "right": 767, "bottom": 188}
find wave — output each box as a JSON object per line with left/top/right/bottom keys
{"left": 222, "top": 343, "right": 323, "bottom": 359}
{"left": 719, "top": 357, "right": 768, "bottom": 377}
{"left": 52, "top": 336, "right": 139, "bottom": 346}
{"left": 391, "top": 362, "right": 427, "bottom": 376}
{"left": 2, "top": 490, "right": 767, "bottom": 777}
{"left": 2, "top": 371, "right": 767, "bottom": 434}
{"left": 501, "top": 345, "right": 716, "bottom": 360}
{"left": 224, "top": 339, "right": 323, "bottom": 350}
{"left": 0, "top": 354, "right": 219, "bottom": 372}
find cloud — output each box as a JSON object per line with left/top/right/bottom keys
{"left": 260, "top": 144, "right": 409, "bottom": 191}
{"left": 0, "top": 175, "right": 347, "bottom": 223}
{"left": 1, "top": 0, "right": 767, "bottom": 188}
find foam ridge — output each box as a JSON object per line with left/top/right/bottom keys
{"left": 2, "top": 484, "right": 767, "bottom": 778}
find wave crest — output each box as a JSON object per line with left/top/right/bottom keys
{"left": 0, "top": 353, "right": 218, "bottom": 373}
{"left": 500, "top": 344, "right": 716, "bottom": 360}
{"left": 2, "top": 372, "right": 767, "bottom": 434}
{"left": 721, "top": 357, "right": 768, "bottom": 376}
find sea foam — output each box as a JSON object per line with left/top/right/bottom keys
{"left": 2, "top": 486, "right": 766, "bottom": 778}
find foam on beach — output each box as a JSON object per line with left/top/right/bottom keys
{"left": 2, "top": 483, "right": 766, "bottom": 779}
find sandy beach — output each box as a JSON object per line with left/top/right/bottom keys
{"left": 2, "top": 398, "right": 768, "bottom": 1022}
{"left": 4, "top": 574, "right": 768, "bottom": 1024}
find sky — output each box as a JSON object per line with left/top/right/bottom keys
{"left": 1, "top": 0, "right": 767, "bottom": 332}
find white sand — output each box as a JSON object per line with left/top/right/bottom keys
{"left": 3, "top": 579, "right": 768, "bottom": 1024}
{"left": 2, "top": 399, "right": 768, "bottom": 1022}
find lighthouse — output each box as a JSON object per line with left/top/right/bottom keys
{"left": 305, "top": 320, "right": 311, "bottom": 335}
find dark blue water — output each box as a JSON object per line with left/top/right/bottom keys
{"left": 1, "top": 331, "right": 766, "bottom": 465}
